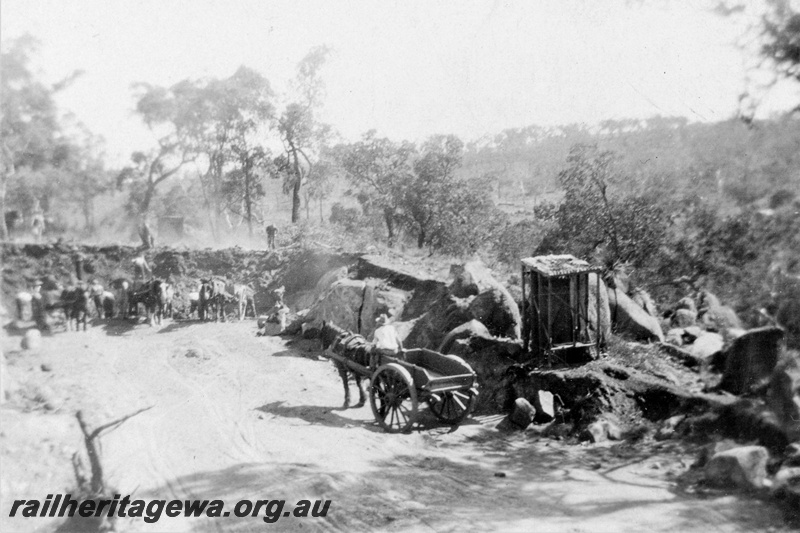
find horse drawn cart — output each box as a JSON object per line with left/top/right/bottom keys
{"left": 321, "top": 324, "right": 479, "bottom": 433}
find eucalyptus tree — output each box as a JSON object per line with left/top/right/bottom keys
{"left": 274, "top": 46, "right": 331, "bottom": 223}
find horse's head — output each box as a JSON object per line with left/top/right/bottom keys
{"left": 199, "top": 279, "right": 214, "bottom": 300}
{"left": 320, "top": 321, "right": 346, "bottom": 351}
{"left": 152, "top": 279, "right": 167, "bottom": 302}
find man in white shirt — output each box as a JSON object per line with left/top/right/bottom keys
{"left": 372, "top": 314, "right": 404, "bottom": 358}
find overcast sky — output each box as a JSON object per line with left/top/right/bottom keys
{"left": 2, "top": 0, "right": 792, "bottom": 165}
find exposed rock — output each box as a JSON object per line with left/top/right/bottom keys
{"left": 404, "top": 296, "right": 473, "bottom": 350}
{"left": 655, "top": 414, "right": 686, "bottom": 441}
{"left": 701, "top": 306, "right": 743, "bottom": 332}
{"left": 452, "top": 338, "right": 524, "bottom": 413}
{"left": 671, "top": 309, "right": 697, "bottom": 328}
{"left": 657, "top": 342, "right": 701, "bottom": 368}
{"left": 766, "top": 351, "right": 800, "bottom": 440}
{"left": 683, "top": 326, "right": 703, "bottom": 343}
{"left": 772, "top": 466, "right": 800, "bottom": 494}
{"left": 310, "top": 266, "right": 349, "bottom": 304}
{"left": 467, "top": 287, "right": 521, "bottom": 339}
{"left": 509, "top": 398, "right": 536, "bottom": 428}
{"left": 607, "top": 286, "right": 664, "bottom": 342}
{"left": 359, "top": 281, "right": 411, "bottom": 339}
{"left": 532, "top": 390, "right": 555, "bottom": 423}
{"left": 684, "top": 332, "right": 724, "bottom": 362}
{"left": 512, "top": 362, "right": 693, "bottom": 436}
{"left": 785, "top": 442, "right": 800, "bottom": 467}
{"left": 303, "top": 279, "right": 367, "bottom": 334}
{"left": 665, "top": 328, "right": 684, "bottom": 346}
{"left": 584, "top": 414, "right": 622, "bottom": 443}
{"left": 449, "top": 262, "right": 521, "bottom": 339}
{"left": 587, "top": 273, "right": 611, "bottom": 347}
{"left": 718, "top": 327, "right": 785, "bottom": 395}
{"left": 718, "top": 398, "right": 789, "bottom": 452}
{"left": 721, "top": 327, "right": 747, "bottom": 344}
{"left": 675, "top": 297, "right": 697, "bottom": 313}
{"left": 704, "top": 446, "right": 769, "bottom": 490}
{"left": 631, "top": 288, "right": 658, "bottom": 317}
{"left": 697, "top": 291, "right": 742, "bottom": 331}
{"left": 438, "top": 320, "right": 492, "bottom": 354}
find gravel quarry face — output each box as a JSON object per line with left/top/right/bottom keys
{"left": 1, "top": 319, "right": 792, "bottom": 533}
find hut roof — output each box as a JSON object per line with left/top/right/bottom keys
{"left": 521, "top": 254, "right": 602, "bottom": 277}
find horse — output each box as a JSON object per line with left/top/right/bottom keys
{"left": 233, "top": 284, "right": 256, "bottom": 320}
{"left": 129, "top": 279, "right": 167, "bottom": 326}
{"left": 198, "top": 278, "right": 229, "bottom": 322}
{"left": 62, "top": 285, "right": 90, "bottom": 331}
{"left": 320, "top": 322, "right": 373, "bottom": 408}
{"left": 162, "top": 282, "right": 175, "bottom": 319}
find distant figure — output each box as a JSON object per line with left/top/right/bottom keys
{"left": 266, "top": 224, "right": 277, "bottom": 250}
{"left": 89, "top": 279, "right": 105, "bottom": 319}
{"left": 371, "top": 314, "right": 404, "bottom": 358}
{"left": 139, "top": 219, "right": 155, "bottom": 250}
{"left": 31, "top": 199, "right": 45, "bottom": 242}
{"left": 4, "top": 210, "right": 22, "bottom": 239}
{"left": 72, "top": 251, "right": 86, "bottom": 281}
{"left": 132, "top": 255, "right": 152, "bottom": 288}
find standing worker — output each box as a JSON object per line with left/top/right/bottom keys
{"left": 72, "top": 250, "right": 86, "bottom": 281}
{"left": 132, "top": 254, "right": 151, "bottom": 289}
{"left": 139, "top": 218, "right": 155, "bottom": 250}
{"left": 89, "top": 279, "right": 105, "bottom": 319}
{"left": 265, "top": 224, "right": 277, "bottom": 250}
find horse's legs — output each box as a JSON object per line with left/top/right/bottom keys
{"left": 354, "top": 375, "right": 366, "bottom": 407}
{"left": 335, "top": 361, "right": 350, "bottom": 408}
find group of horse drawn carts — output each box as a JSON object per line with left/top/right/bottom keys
{"left": 320, "top": 322, "right": 480, "bottom": 433}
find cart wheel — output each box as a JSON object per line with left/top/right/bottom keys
{"left": 428, "top": 389, "right": 477, "bottom": 424}
{"left": 428, "top": 355, "right": 478, "bottom": 424}
{"left": 370, "top": 363, "right": 418, "bottom": 433}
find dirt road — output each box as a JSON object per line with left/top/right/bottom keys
{"left": 0, "top": 320, "right": 791, "bottom": 532}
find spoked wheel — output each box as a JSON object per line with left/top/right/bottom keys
{"left": 370, "top": 363, "right": 418, "bottom": 433}
{"left": 427, "top": 389, "right": 477, "bottom": 424}
{"left": 428, "top": 355, "right": 478, "bottom": 424}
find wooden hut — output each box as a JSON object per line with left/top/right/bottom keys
{"left": 521, "top": 255, "right": 603, "bottom": 366}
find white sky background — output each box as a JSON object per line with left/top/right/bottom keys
{"left": 2, "top": 0, "right": 795, "bottom": 165}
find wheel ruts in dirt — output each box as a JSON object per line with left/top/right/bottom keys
{"left": 369, "top": 363, "right": 418, "bottom": 433}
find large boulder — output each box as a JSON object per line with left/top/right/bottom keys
{"left": 766, "top": 351, "right": 800, "bottom": 440}
{"left": 404, "top": 296, "right": 473, "bottom": 350}
{"left": 607, "top": 287, "right": 664, "bottom": 342}
{"left": 631, "top": 288, "right": 658, "bottom": 317}
{"left": 452, "top": 262, "right": 521, "bottom": 339}
{"left": 704, "top": 446, "right": 769, "bottom": 490}
{"left": 671, "top": 309, "right": 697, "bottom": 328}
{"left": 359, "top": 281, "right": 411, "bottom": 339}
{"left": 697, "top": 290, "right": 742, "bottom": 331}
{"left": 303, "top": 279, "right": 367, "bottom": 333}
{"left": 683, "top": 332, "right": 724, "bottom": 362}
{"left": 718, "top": 327, "right": 785, "bottom": 395}
{"left": 587, "top": 273, "right": 611, "bottom": 347}
{"left": 467, "top": 288, "right": 521, "bottom": 339}
{"left": 438, "top": 319, "right": 493, "bottom": 354}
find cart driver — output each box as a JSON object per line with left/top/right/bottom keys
{"left": 371, "top": 314, "right": 404, "bottom": 358}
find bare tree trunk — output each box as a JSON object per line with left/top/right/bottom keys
{"left": 383, "top": 207, "right": 395, "bottom": 248}
{"left": 244, "top": 160, "right": 253, "bottom": 237}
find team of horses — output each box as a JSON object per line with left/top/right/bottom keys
{"left": 22, "top": 277, "right": 259, "bottom": 332}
